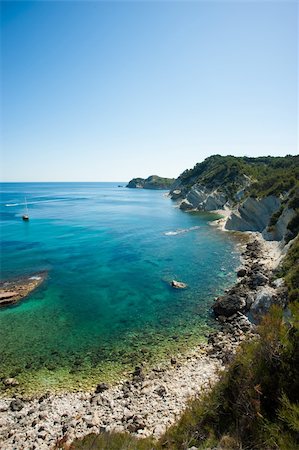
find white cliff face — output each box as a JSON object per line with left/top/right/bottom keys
{"left": 225, "top": 196, "right": 281, "bottom": 233}
{"left": 251, "top": 286, "right": 277, "bottom": 317}
{"left": 178, "top": 184, "right": 227, "bottom": 211}
{"left": 224, "top": 196, "right": 296, "bottom": 242}
{"left": 171, "top": 177, "right": 295, "bottom": 243}
{"left": 263, "top": 208, "right": 296, "bottom": 241}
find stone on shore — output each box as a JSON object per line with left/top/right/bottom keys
{"left": 213, "top": 294, "right": 247, "bottom": 317}
{"left": 237, "top": 268, "right": 247, "bottom": 277}
{"left": 95, "top": 383, "right": 109, "bottom": 394}
{"left": 10, "top": 399, "right": 24, "bottom": 412}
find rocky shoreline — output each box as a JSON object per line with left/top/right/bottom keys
{"left": 0, "top": 233, "right": 285, "bottom": 449}
{"left": 213, "top": 235, "right": 287, "bottom": 321}
{"left": 0, "top": 273, "right": 47, "bottom": 308}
{"left": 0, "top": 313, "right": 256, "bottom": 450}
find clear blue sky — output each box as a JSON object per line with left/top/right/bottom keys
{"left": 1, "top": 1, "right": 298, "bottom": 182}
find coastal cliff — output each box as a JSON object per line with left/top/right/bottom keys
{"left": 69, "top": 158, "right": 298, "bottom": 449}
{"left": 1, "top": 156, "right": 298, "bottom": 450}
{"left": 170, "top": 155, "right": 299, "bottom": 243}
{"left": 127, "top": 175, "right": 175, "bottom": 190}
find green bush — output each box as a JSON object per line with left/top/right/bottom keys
{"left": 163, "top": 303, "right": 299, "bottom": 450}
{"left": 279, "top": 236, "right": 299, "bottom": 301}
{"left": 177, "top": 155, "right": 299, "bottom": 202}
{"left": 70, "top": 229, "right": 299, "bottom": 450}
{"left": 68, "top": 432, "right": 155, "bottom": 450}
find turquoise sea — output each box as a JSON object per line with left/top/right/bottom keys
{"left": 0, "top": 183, "right": 239, "bottom": 394}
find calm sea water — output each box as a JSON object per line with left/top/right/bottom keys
{"left": 0, "top": 183, "right": 239, "bottom": 394}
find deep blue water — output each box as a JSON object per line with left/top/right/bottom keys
{"left": 0, "top": 183, "right": 239, "bottom": 393}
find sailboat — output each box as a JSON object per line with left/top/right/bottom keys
{"left": 22, "top": 197, "right": 29, "bottom": 221}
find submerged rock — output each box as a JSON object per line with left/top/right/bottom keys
{"left": 3, "top": 378, "right": 19, "bottom": 387}
{"left": 132, "top": 366, "right": 144, "bottom": 383}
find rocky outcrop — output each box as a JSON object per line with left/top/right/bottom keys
{"left": 127, "top": 175, "right": 175, "bottom": 190}
{"left": 224, "top": 196, "right": 296, "bottom": 242}
{"left": 263, "top": 207, "right": 296, "bottom": 241}
{"left": 171, "top": 280, "right": 187, "bottom": 289}
{"left": 171, "top": 180, "right": 296, "bottom": 243}
{"left": 0, "top": 273, "right": 47, "bottom": 307}
{"left": 168, "top": 155, "right": 298, "bottom": 242}
{"left": 171, "top": 184, "right": 228, "bottom": 211}
{"left": 225, "top": 196, "right": 281, "bottom": 232}
{"left": 212, "top": 238, "right": 288, "bottom": 321}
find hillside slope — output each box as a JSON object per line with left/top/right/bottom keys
{"left": 170, "top": 155, "right": 299, "bottom": 242}
{"left": 127, "top": 175, "right": 175, "bottom": 190}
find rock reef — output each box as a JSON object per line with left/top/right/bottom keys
{"left": 0, "top": 273, "right": 47, "bottom": 308}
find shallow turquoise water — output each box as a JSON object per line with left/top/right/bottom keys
{"left": 0, "top": 183, "right": 239, "bottom": 393}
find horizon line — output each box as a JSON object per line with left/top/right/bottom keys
{"left": 0, "top": 181, "right": 129, "bottom": 183}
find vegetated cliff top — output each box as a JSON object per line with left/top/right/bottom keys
{"left": 126, "top": 175, "right": 175, "bottom": 190}
{"left": 174, "top": 154, "right": 299, "bottom": 199}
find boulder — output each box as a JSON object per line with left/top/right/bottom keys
{"left": 171, "top": 189, "right": 182, "bottom": 200}
{"left": 132, "top": 366, "right": 144, "bottom": 383}
{"left": 179, "top": 199, "right": 194, "bottom": 211}
{"left": 10, "top": 399, "right": 24, "bottom": 412}
{"left": 251, "top": 287, "right": 276, "bottom": 317}
{"left": 3, "top": 378, "right": 19, "bottom": 387}
{"left": 95, "top": 382, "right": 109, "bottom": 393}
{"left": 237, "top": 268, "right": 247, "bottom": 277}
{"left": 213, "top": 294, "right": 247, "bottom": 317}
{"left": 249, "top": 272, "right": 269, "bottom": 288}
{"left": 272, "top": 278, "right": 285, "bottom": 288}
{"left": 155, "top": 385, "right": 167, "bottom": 397}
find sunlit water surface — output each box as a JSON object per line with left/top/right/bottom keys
{"left": 0, "top": 183, "right": 240, "bottom": 394}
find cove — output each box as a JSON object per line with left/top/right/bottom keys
{"left": 0, "top": 183, "right": 240, "bottom": 394}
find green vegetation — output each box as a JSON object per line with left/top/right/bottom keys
{"left": 268, "top": 206, "right": 284, "bottom": 231}
{"left": 68, "top": 432, "right": 155, "bottom": 450}
{"left": 68, "top": 235, "right": 299, "bottom": 450}
{"left": 278, "top": 236, "right": 299, "bottom": 302}
{"left": 176, "top": 154, "right": 299, "bottom": 201}
{"left": 162, "top": 303, "right": 299, "bottom": 450}
{"left": 127, "top": 175, "right": 175, "bottom": 190}
{"left": 69, "top": 303, "right": 299, "bottom": 450}
{"left": 68, "top": 158, "right": 299, "bottom": 450}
